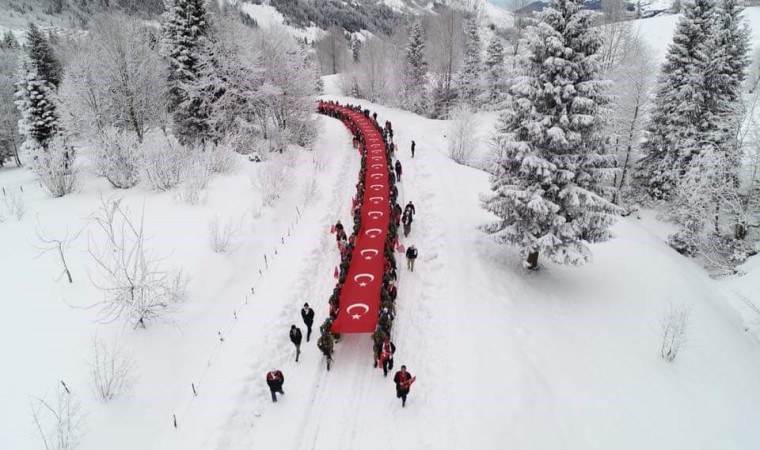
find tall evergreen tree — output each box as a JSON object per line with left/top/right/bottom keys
{"left": 403, "top": 20, "right": 428, "bottom": 115}
{"left": 633, "top": 0, "right": 715, "bottom": 200}
{"left": 482, "top": 0, "right": 619, "bottom": 270}
{"left": 459, "top": 16, "right": 482, "bottom": 106}
{"left": 483, "top": 34, "right": 505, "bottom": 106}
{"left": 25, "top": 23, "right": 63, "bottom": 89}
{"left": 2, "top": 30, "right": 19, "bottom": 50}
{"left": 161, "top": 0, "right": 211, "bottom": 143}
{"left": 15, "top": 57, "right": 59, "bottom": 149}
{"left": 0, "top": 47, "right": 22, "bottom": 167}
{"left": 351, "top": 36, "right": 361, "bottom": 64}
{"left": 704, "top": 0, "right": 749, "bottom": 164}
{"left": 667, "top": 0, "right": 750, "bottom": 254}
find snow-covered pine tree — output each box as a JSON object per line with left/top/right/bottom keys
{"left": 25, "top": 23, "right": 62, "bottom": 90}
{"left": 0, "top": 47, "right": 22, "bottom": 167}
{"left": 633, "top": 0, "right": 715, "bottom": 200}
{"left": 2, "top": 30, "right": 19, "bottom": 50}
{"left": 483, "top": 34, "right": 506, "bottom": 107}
{"left": 403, "top": 20, "right": 428, "bottom": 115}
{"left": 482, "top": 0, "right": 620, "bottom": 270}
{"left": 667, "top": 0, "right": 750, "bottom": 257}
{"left": 161, "top": 0, "right": 212, "bottom": 144}
{"left": 703, "top": 0, "right": 749, "bottom": 176}
{"left": 351, "top": 36, "right": 361, "bottom": 63}
{"left": 15, "top": 57, "right": 59, "bottom": 149}
{"left": 460, "top": 15, "right": 482, "bottom": 106}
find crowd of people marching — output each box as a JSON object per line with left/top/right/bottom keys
{"left": 266, "top": 102, "right": 417, "bottom": 408}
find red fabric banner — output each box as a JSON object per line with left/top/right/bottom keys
{"left": 323, "top": 105, "right": 389, "bottom": 333}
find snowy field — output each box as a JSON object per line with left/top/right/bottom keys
{"left": 2, "top": 8, "right": 760, "bottom": 450}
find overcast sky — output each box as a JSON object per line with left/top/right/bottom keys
{"left": 489, "top": 0, "right": 511, "bottom": 7}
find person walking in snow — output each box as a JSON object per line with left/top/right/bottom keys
{"left": 301, "top": 303, "right": 315, "bottom": 342}
{"left": 317, "top": 333, "right": 335, "bottom": 371}
{"left": 404, "top": 201, "right": 416, "bottom": 217}
{"left": 289, "top": 325, "right": 303, "bottom": 362}
{"left": 393, "top": 203, "right": 403, "bottom": 227}
{"left": 266, "top": 369, "right": 285, "bottom": 402}
{"left": 395, "top": 160, "right": 403, "bottom": 182}
{"left": 411, "top": 140, "right": 416, "bottom": 158}
{"left": 402, "top": 209, "right": 413, "bottom": 237}
{"left": 393, "top": 365, "right": 415, "bottom": 407}
{"left": 378, "top": 336, "right": 396, "bottom": 377}
{"left": 405, "top": 245, "right": 418, "bottom": 272}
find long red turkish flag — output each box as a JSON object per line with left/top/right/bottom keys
{"left": 326, "top": 106, "right": 389, "bottom": 333}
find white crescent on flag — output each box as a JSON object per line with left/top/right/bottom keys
{"left": 353, "top": 273, "right": 375, "bottom": 286}
{"left": 367, "top": 211, "right": 383, "bottom": 219}
{"left": 346, "top": 303, "right": 370, "bottom": 320}
{"left": 369, "top": 196, "right": 384, "bottom": 204}
{"left": 360, "top": 248, "right": 379, "bottom": 260}
{"left": 370, "top": 173, "right": 383, "bottom": 179}
{"left": 371, "top": 164, "right": 383, "bottom": 169}
{"left": 370, "top": 184, "right": 383, "bottom": 191}
{"left": 365, "top": 228, "right": 382, "bottom": 238}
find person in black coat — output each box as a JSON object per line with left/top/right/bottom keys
{"left": 405, "top": 245, "right": 418, "bottom": 272}
{"left": 411, "top": 140, "right": 416, "bottom": 158}
{"left": 301, "top": 303, "right": 315, "bottom": 341}
{"left": 402, "top": 209, "right": 413, "bottom": 237}
{"left": 266, "top": 369, "right": 285, "bottom": 402}
{"left": 289, "top": 325, "right": 303, "bottom": 362}
{"left": 405, "top": 201, "right": 416, "bottom": 217}
{"left": 395, "top": 160, "right": 403, "bottom": 182}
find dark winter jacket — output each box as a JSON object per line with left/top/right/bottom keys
{"left": 406, "top": 247, "right": 418, "bottom": 259}
{"left": 405, "top": 203, "right": 416, "bottom": 216}
{"left": 317, "top": 334, "right": 334, "bottom": 356}
{"left": 402, "top": 211, "right": 413, "bottom": 226}
{"left": 394, "top": 370, "right": 413, "bottom": 392}
{"left": 301, "top": 307, "right": 315, "bottom": 326}
{"left": 290, "top": 327, "right": 302, "bottom": 346}
{"left": 266, "top": 370, "right": 284, "bottom": 391}
{"left": 395, "top": 161, "right": 402, "bottom": 175}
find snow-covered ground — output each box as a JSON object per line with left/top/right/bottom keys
{"left": 3, "top": 7, "right": 760, "bottom": 450}
{"left": 3, "top": 87, "right": 760, "bottom": 448}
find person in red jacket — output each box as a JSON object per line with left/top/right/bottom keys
{"left": 393, "top": 365, "right": 414, "bottom": 407}
{"left": 266, "top": 369, "right": 285, "bottom": 402}
{"left": 378, "top": 336, "right": 396, "bottom": 377}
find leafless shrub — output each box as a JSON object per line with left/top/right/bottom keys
{"left": 209, "top": 215, "right": 240, "bottom": 253}
{"left": 30, "top": 383, "right": 86, "bottom": 450}
{"left": 93, "top": 127, "right": 142, "bottom": 189}
{"left": 33, "top": 219, "right": 82, "bottom": 283}
{"left": 3, "top": 190, "right": 26, "bottom": 220}
{"left": 177, "top": 158, "right": 211, "bottom": 205}
{"left": 88, "top": 336, "right": 137, "bottom": 402}
{"left": 203, "top": 141, "right": 238, "bottom": 175}
{"left": 141, "top": 131, "right": 185, "bottom": 191}
{"left": 88, "top": 197, "right": 187, "bottom": 329}
{"left": 448, "top": 105, "right": 477, "bottom": 166}
{"left": 30, "top": 137, "right": 80, "bottom": 198}
{"left": 660, "top": 302, "right": 692, "bottom": 362}
{"left": 251, "top": 162, "right": 286, "bottom": 207}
